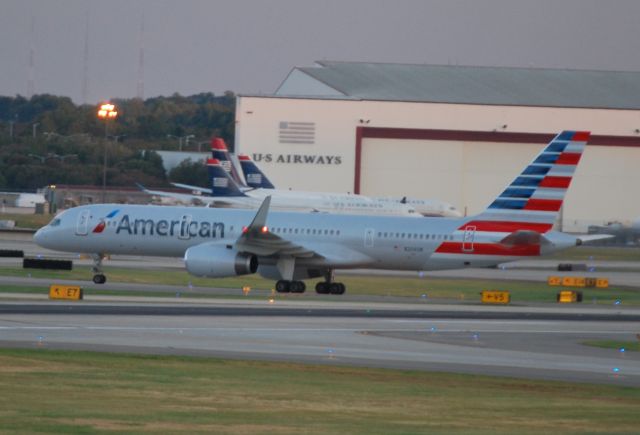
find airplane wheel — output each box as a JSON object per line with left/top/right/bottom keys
{"left": 338, "top": 283, "right": 346, "bottom": 295}
{"left": 93, "top": 274, "right": 106, "bottom": 284}
{"left": 329, "top": 283, "right": 342, "bottom": 295}
{"left": 275, "top": 280, "right": 290, "bottom": 293}
{"left": 315, "top": 282, "right": 329, "bottom": 294}
{"left": 290, "top": 281, "right": 306, "bottom": 293}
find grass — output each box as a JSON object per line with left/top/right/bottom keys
{"left": 0, "top": 213, "right": 51, "bottom": 229}
{"left": 550, "top": 246, "right": 640, "bottom": 262}
{"left": 0, "top": 348, "right": 638, "bottom": 434}
{"left": 2, "top": 265, "right": 640, "bottom": 305}
{"left": 583, "top": 340, "right": 640, "bottom": 352}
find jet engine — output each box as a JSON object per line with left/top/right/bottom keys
{"left": 184, "top": 243, "right": 258, "bottom": 278}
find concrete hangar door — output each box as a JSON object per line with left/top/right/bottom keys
{"left": 359, "top": 137, "right": 464, "bottom": 206}
{"left": 358, "top": 136, "right": 544, "bottom": 216}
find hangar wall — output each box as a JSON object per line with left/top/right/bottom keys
{"left": 236, "top": 95, "right": 640, "bottom": 231}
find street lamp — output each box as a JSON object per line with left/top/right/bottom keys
{"left": 97, "top": 102, "right": 118, "bottom": 202}
{"left": 167, "top": 134, "right": 195, "bottom": 151}
{"left": 184, "top": 134, "right": 195, "bottom": 149}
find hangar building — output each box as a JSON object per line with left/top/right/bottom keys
{"left": 235, "top": 61, "right": 640, "bottom": 231}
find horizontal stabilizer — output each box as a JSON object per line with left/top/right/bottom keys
{"left": 499, "top": 230, "right": 547, "bottom": 246}
{"left": 576, "top": 234, "right": 615, "bottom": 245}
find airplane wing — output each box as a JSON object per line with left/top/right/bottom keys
{"left": 136, "top": 183, "right": 206, "bottom": 204}
{"left": 170, "top": 182, "right": 210, "bottom": 194}
{"left": 171, "top": 182, "right": 253, "bottom": 193}
{"left": 234, "top": 196, "right": 372, "bottom": 266}
{"left": 234, "top": 197, "right": 316, "bottom": 257}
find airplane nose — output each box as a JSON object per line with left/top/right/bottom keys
{"left": 33, "top": 228, "right": 46, "bottom": 246}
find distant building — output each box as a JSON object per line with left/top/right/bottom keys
{"left": 235, "top": 61, "right": 640, "bottom": 231}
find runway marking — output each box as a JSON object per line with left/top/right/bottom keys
{"left": 0, "top": 326, "right": 637, "bottom": 334}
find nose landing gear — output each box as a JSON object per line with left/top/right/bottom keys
{"left": 91, "top": 254, "right": 107, "bottom": 284}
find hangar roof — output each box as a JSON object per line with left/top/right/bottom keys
{"left": 275, "top": 61, "right": 640, "bottom": 109}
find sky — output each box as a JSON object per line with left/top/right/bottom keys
{"left": 2, "top": 0, "right": 639, "bottom": 104}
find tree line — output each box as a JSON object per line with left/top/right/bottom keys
{"left": 0, "top": 93, "right": 235, "bottom": 190}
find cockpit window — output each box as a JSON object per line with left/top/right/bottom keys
{"left": 49, "top": 218, "right": 61, "bottom": 227}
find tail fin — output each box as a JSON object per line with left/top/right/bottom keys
{"left": 472, "top": 130, "right": 590, "bottom": 232}
{"left": 210, "top": 138, "right": 245, "bottom": 186}
{"left": 207, "top": 158, "right": 246, "bottom": 197}
{"left": 238, "top": 154, "right": 276, "bottom": 189}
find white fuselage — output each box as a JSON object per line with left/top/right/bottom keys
{"left": 34, "top": 203, "right": 573, "bottom": 276}
{"left": 151, "top": 186, "right": 421, "bottom": 217}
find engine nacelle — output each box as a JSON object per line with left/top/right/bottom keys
{"left": 184, "top": 244, "right": 258, "bottom": 278}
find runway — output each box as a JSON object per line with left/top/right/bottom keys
{"left": 2, "top": 232, "right": 640, "bottom": 386}
{"left": 1, "top": 299, "right": 639, "bottom": 386}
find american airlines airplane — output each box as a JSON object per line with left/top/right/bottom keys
{"left": 237, "top": 152, "right": 462, "bottom": 217}
{"left": 35, "top": 131, "right": 595, "bottom": 295}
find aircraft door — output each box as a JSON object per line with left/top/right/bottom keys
{"left": 462, "top": 225, "right": 476, "bottom": 252}
{"left": 364, "top": 228, "right": 375, "bottom": 248}
{"left": 75, "top": 210, "right": 90, "bottom": 236}
{"left": 179, "top": 215, "right": 193, "bottom": 240}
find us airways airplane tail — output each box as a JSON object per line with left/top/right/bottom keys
{"left": 207, "top": 157, "right": 247, "bottom": 197}
{"left": 238, "top": 154, "right": 276, "bottom": 189}
{"left": 210, "top": 138, "right": 245, "bottom": 187}
{"left": 35, "top": 131, "right": 598, "bottom": 294}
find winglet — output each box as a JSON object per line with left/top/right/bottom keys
{"left": 135, "top": 182, "right": 150, "bottom": 193}
{"left": 244, "top": 196, "right": 271, "bottom": 235}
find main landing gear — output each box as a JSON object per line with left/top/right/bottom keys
{"left": 91, "top": 254, "right": 107, "bottom": 284}
{"left": 274, "top": 279, "right": 346, "bottom": 295}
{"left": 315, "top": 282, "right": 345, "bottom": 295}
{"left": 315, "top": 270, "right": 346, "bottom": 295}
{"left": 275, "top": 280, "right": 306, "bottom": 293}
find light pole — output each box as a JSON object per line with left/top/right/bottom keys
{"left": 184, "top": 134, "right": 195, "bottom": 149}
{"left": 97, "top": 103, "right": 118, "bottom": 203}
{"left": 32, "top": 122, "right": 40, "bottom": 138}
{"left": 167, "top": 134, "right": 195, "bottom": 151}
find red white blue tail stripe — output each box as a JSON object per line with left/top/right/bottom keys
{"left": 434, "top": 131, "right": 589, "bottom": 260}
{"left": 238, "top": 154, "right": 276, "bottom": 189}
{"left": 207, "top": 158, "right": 247, "bottom": 197}
{"left": 210, "top": 137, "right": 245, "bottom": 186}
